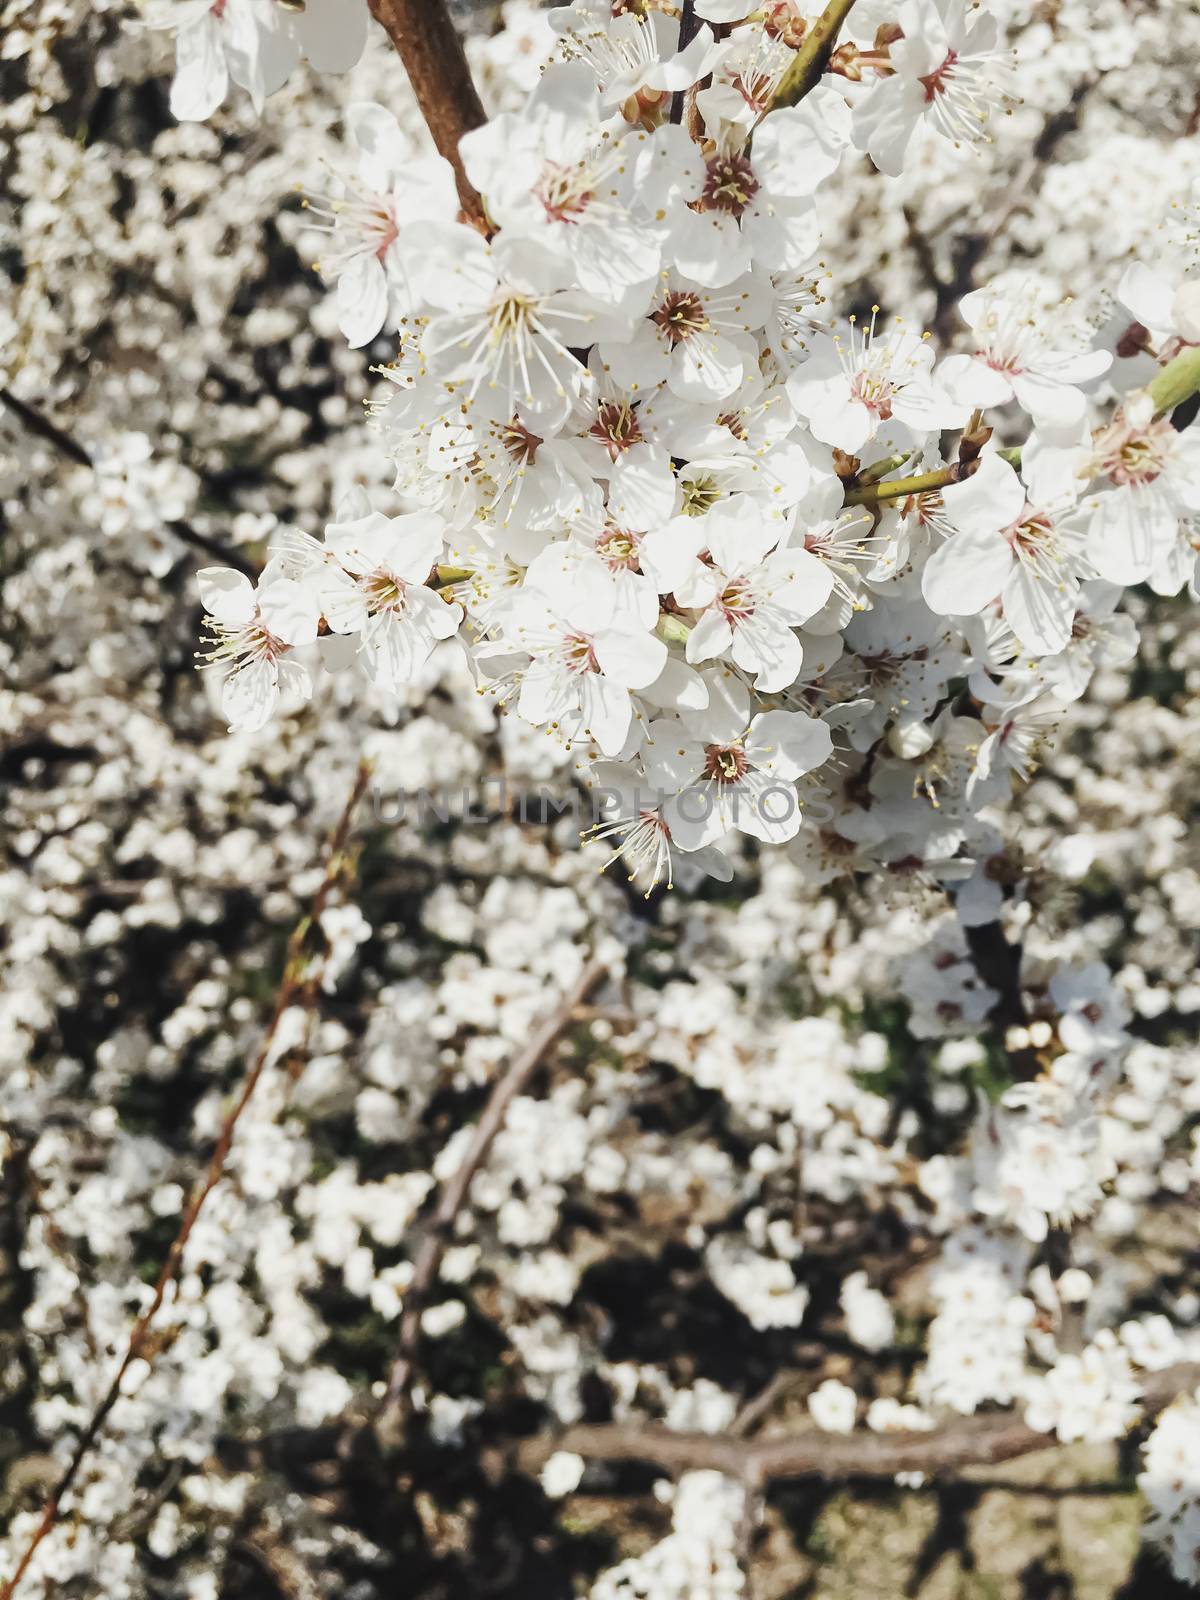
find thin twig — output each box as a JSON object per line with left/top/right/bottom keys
{"left": 516, "top": 1361, "right": 1200, "bottom": 1484}
{"left": 376, "top": 956, "right": 609, "bottom": 1439}
{"left": 366, "top": 0, "right": 488, "bottom": 228}
{"left": 0, "top": 386, "right": 257, "bottom": 578}
{"left": 668, "top": 0, "right": 698, "bottom": 127}
{"left": 0, "top": 763, "right": 371, "bottom": 1600}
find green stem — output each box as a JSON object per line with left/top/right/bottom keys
{"left": 857, "top": 449, "right": 914, "bottom": 486}
{"left": 1148, "top": 344, "right": 1200, "bottom": 418}
{"left": 772, "top": 0, "right": 858, "bottom": 109}
{"left": 844, "top": 466, "right": 958, "bottom": 506}
{"left": 845, "top": 447, "right": 1024, "bottom": 507}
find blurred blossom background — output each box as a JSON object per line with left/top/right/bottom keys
{"left": 2, "top": 1, "right": 1200, "bottom": 1596}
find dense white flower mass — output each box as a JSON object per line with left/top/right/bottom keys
{"left": 189, "top": 0, "right": 1195, "bottom": 912}
{"left": 5, "top": 0, "right": 1200, "bottom": 1595}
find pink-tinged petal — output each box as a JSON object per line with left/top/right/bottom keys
{"left": 1003, "top": 565, "right": 1076, "bottom": 657}
{"left": 729, "top": 614, "right": 802, "bottom": 692}
{"left": 198, "top": 567, "right": 255, "bottom": 625}
{"left": 1118, "top": 262, "right": 1176, "bottom": 332}
{"left": 661, "top": 786, "right": 724, "bottom": 852}
{"left": 733, "top": 769, "right": 804, "bottom": 844}
{"left": 259, "top": 579, "right": 319, "bottom": 647}
{"left": 223, "top": 660, "right": 277, "bottom": 733}
{"left": 746, "top": 709, "right": 832, "bottom": 780}
{"left": 642, "top": 721, "right": 707, "bottom": 792}
{"left": 942, "top": 452, "right": 1027, "bottom": 535}
{"left": 336, "top": 254, "right": 389, "bottom": 350}
{"left": 685, "top": 608, "right": 735, "bottom": 666}
{"left": 383, "top": 513, "right": 446, "bottom": 582}
{"left": 405, "top": 585, "right": 463, "bottom": 641}
{"left": 853, "top": 77, "right": 925, "bottom": 177}
{"left": 922, "top": 525, "right": 1013, "bottom": 617}
{"left": 939, "top": 353, "right": 1015, "bottom": 410}
{"left": 170, "top": 18, "right": 228, "bottom": 121}
{"left": 580, "top": 675, "right": 633, "bottom": 756}
{"left": 594, "top": 627, "right": 668, "bottom": 690}
{"left": 1011, "top": 369, "right": 1086, "bottom": 428}
{"left": 670, "top": 330, "right": 746, "bottom": 402}
{"left": 609, "top": 446, "right": 678, "bottom": 531}
{"left": 345, "top": 102, "right": 409, "bottom": 180}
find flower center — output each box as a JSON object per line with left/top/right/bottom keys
{"left": 596, "top": 526, "right": 641, "bottom": 571}
{"left": 361, "top": 571, "right": 408, "bottom": 616}
{"left": 501, "top": 418, "right": 542, "bottom": 465}
{"left": 1004, "top": 507, "right": 1055, "bottom": 556}
{"left": 588, "top": 398, "right": 644, "bottom": 459}
{"left": 489, "top": 290, "right": 537, "bottom": 345}
{"left": 536, "top": 161, "right": 595, "bottom": 225}
{"left": 919, "top": 49, "right": 959, "bottom": 101}
{"left": 564, "top": 633, "right": 600, "bottom": 674}
{"left": 701, "top": 152, "right": 760, "bottom": 217}
{"left": 849, "top": 370, "right": 896, "bottom": 418}
{"left": 681, "top": 475, "right": 721, "bottom": 517}
{"left": 652, "top": 290, "right": 708, "bottom": 346}
{"left": 718, "top": 578, "right": 755, "bottom": 620}
{"left": 1094, "top": 413, "right": 1176, "bottom": 488}
{"left": 703, "top": 742, "right": 750, "bottom": 784}
{"left": 717, "top": 410, "right": 749, "bottom": 441}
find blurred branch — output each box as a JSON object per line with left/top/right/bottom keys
{"left": 0, "top": 386, "right": 257, "bottom": 578}
{"left": 375, "top": 956, "right": 609, "bottom": 1441}
{"left": 964, "top": 918, "right": 1039, "bottom": 1082}
{"left": 366, "top": 0, "right": 488, "bottom": 227}
{"left": 0, "top": 763, "right": 371, "bottom": 1600}
{"left": 516, "top": 1361, "right": 1200, "bottom": 1486}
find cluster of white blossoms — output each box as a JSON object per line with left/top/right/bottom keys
{"left": 193, "top": 0, "right": 1200, "bottom": 904}
{"left": 6, "top": 0, "right": 1200, "bottom": 1594}
{"left": 1140, "top": 1388, "right": 1200, "bottom": 1585}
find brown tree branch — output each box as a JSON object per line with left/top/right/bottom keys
{"left": 376, "top": 956, "right": 609, "bottom": 1439}
{"left": 0, "top": 764, "right": 372, "bottom": 1600}
{"left": 1, "top": 386, "right": 258, "bottom": 578}
{"left": 366, "top": 0, "right": 488, "bottom": 228}
{"left": 516, "top": 1361, "right": 1200, "bottom": 1488}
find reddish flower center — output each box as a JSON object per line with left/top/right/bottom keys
{"left": 501, "top": 419, "right": 542, "bottom": 465}
{"left": 588, "top": 398, "right": 645, "bottom": 460}
{"left": 596, "top": 527, "right": 641, "bottom": 572}
{"left": 701, "top": 152, "right": 760, "bottom": 218}
{"left": 653, "top": 290, "right": 708, "bottom": 345}
{"left": 919, "top": 49, "right": 958, "bottom": 101}
{"left": 703, "top": 743, "right": 750, "bottom": 784}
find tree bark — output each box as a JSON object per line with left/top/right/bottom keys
{"left": 366, "top": 0, "right": 488, "bottom": 227}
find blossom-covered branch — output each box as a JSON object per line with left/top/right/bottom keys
{"left": 518, "top": 1360, "right": 1200, "bottom": 1485}
{"left": 0, "top": 387, "right": 257, "bottom": 578}
{"left": 0, "top": 764, "right": 371, "bottom": 1600}
{"left": 376, "top": 954, "right": 609, "bottom": 1435}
